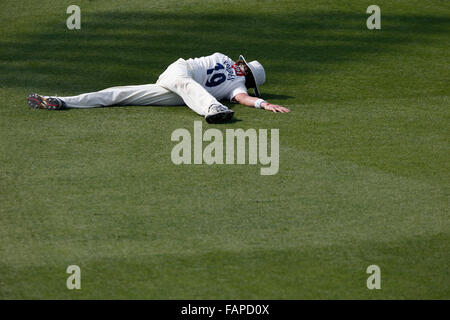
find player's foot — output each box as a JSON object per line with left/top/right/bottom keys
{"left": 27, "top": 93, "right": 66, "bottom": 110}
{"left": 205, "top": 104, "right": 234, "bottom": 124}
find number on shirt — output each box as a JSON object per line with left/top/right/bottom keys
{"left": 205, "top": 63, "right": 226, "bottom": 87}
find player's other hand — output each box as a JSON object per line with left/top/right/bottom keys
{"left": 262, "top": 103, "right": 291, "bottom": 113}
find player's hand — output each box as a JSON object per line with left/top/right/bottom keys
{"left": 262, "top": 103, "right": 291, "bottom": 113}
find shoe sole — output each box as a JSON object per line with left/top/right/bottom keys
{"left": 27, "top": 93, "right": 64, "bottom": 110}
{"left": 205, "top": 110, "right": 234, "bottom": 124}
{"left": 27, "top": 93, "right": 45, "bottom": 109}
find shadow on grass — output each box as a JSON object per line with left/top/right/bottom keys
{"left": 208, "top": 117, "right": 242, "bottom": 125}
{"left": 0, "top": 11, "right": 448, "bottom": 97}
{"left": 262, "top": 93, "right": 296, "bottom": 101}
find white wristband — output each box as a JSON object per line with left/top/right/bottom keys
{"left": 254, "top": 99, "right": 267, "bottom": 109}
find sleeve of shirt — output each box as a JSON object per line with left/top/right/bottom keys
{"left": 229, "top": 83, "right": 248, "bottom": 102}
{"left": 212, "top": 52, "right": 226, "bottom": 61}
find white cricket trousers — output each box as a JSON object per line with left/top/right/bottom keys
{"left": 59, "top": 59, "right": 222, "bottom": 116}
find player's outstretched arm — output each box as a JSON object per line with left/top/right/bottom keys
{"left": 233, "top": 93, "right": 290, "bottom": 113}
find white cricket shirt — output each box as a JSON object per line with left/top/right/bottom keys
{"left": 186, "top": 52, "right": 248, "bottom": 101}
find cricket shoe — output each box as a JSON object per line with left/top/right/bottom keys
{"left": 27, "top": 93, "right": 66, "bottom": 110}
{"left": 205, "top": 104, "right": 234, "bottom": 124}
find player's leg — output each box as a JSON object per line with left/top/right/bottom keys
{"left": 27, "top": 84, "right": 184, "bottom": 109}
{"left": 159, "top": 77, "right": 216, "bottom": 115}
{"left": 157, "top": 59, "right": 233, "bottom": 122}
{"left": 60, "top": 84, "right": 184, "bottom": 108}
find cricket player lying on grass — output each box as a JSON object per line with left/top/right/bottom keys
{"left": 27, "top": 53, "right": 290, "bottom": 123}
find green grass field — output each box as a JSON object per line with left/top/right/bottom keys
{"left": 1, "top": 0, "right": 449, "bottom": 299}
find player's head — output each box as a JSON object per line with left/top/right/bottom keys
{"left": 235, "top": 55, "right": 266, "bottom": 97}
